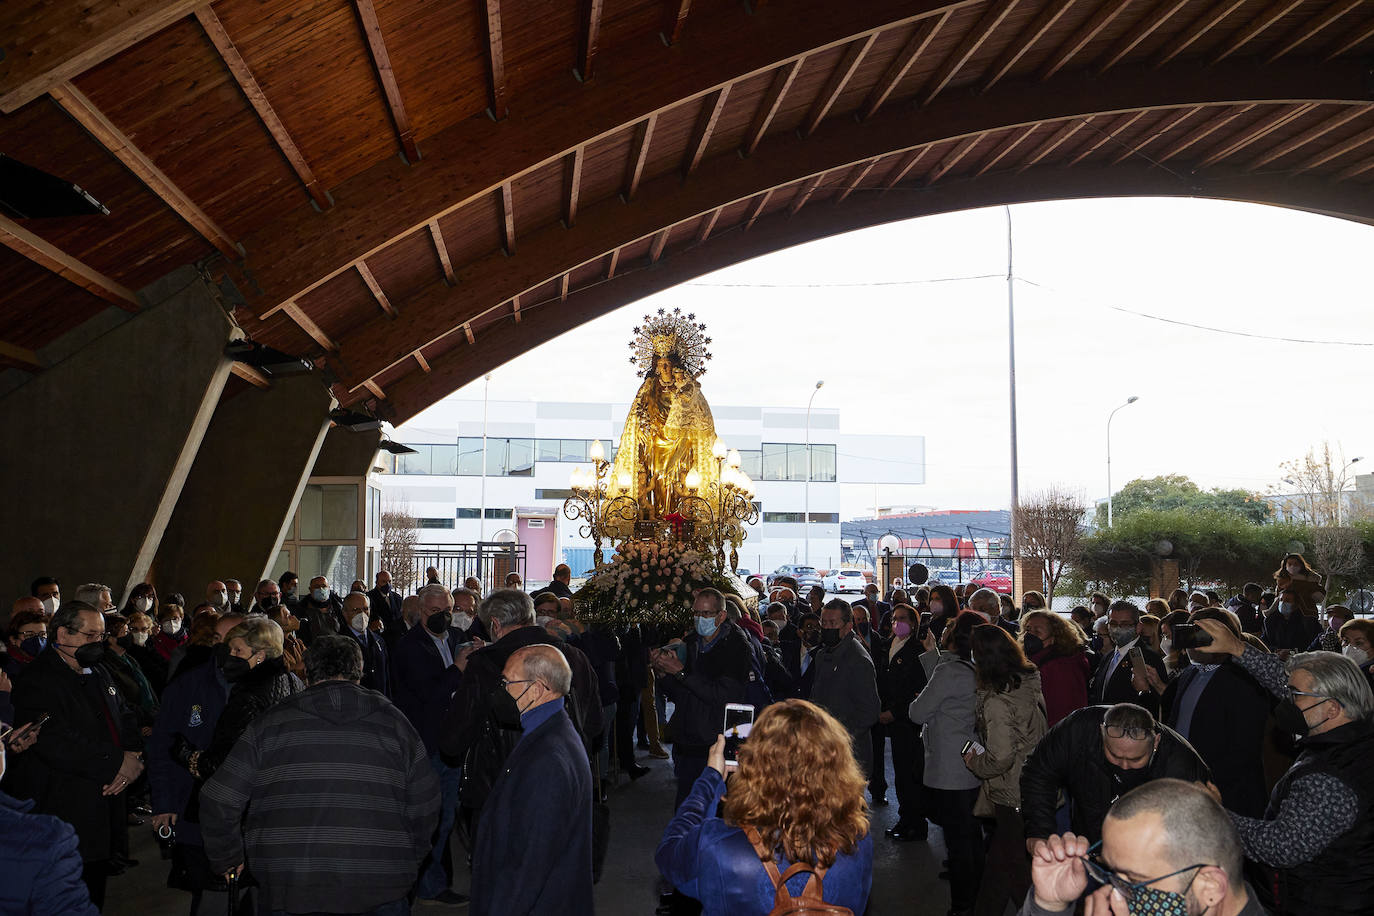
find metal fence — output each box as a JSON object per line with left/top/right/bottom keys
{"left": 404, "top": 542, "right": 526, "bottom": 593}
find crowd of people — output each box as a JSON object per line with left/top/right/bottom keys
{"left": 1, "top": 552, "right": 1372, "bottom": 916}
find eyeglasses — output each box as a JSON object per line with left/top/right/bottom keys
{"left": 68, "top": 628, "right": 106, "bottom": 641}
{"left": 1290, "top": 688, "right": 1330, "bottom": 701}
{"left": 1103, "top": 724, "right": 1157, "bottom": 741}
{"left": 1082, "top": 841, "right": 1209, "bottom": 902}
{"left": 499, "top": 677, "right": 536, "bottom": 689}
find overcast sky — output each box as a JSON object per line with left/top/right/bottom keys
{"left": 400, "top": 197, "right": 1374, "bottom": 519}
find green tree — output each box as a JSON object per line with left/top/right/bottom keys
{"left": 1095, "top": 475, "right": 1271, "bottom": 526}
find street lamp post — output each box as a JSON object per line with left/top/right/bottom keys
{"left": 804, "top": 380, "right": 824, "bottom": 567}
{"left": 1338, "top": 456, "right": 1363, "bottom": 525}
{"left": 1106, "top": 396, "right": 1139, "bottom": 528}
{"left": 479, "top": 374, "right": 492, "bottom": 544}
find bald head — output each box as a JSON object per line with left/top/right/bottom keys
{"left": 343, "top": 591, "right": 369, "bottom": 614}
{"left": 507, "top": 644, "right": 572, "bottom": 697}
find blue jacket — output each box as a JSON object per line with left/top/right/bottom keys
{"left": 656, "top": 767, "right": 873, "bottom": 916}
{"left": 146, "top": 657, "right": 229, "bottom": 846}
{"left": 0, "top": 789, "right": 100, "bottom": 915}
{"left": 345, "top": 626, "right": 391, "bottom": 696}
{"left": 392, "top": 623, "right": 466, "bottom": 754}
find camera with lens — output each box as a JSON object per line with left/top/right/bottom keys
{"left": 1170, "top": 622, "right": 1213, "bottom": 651}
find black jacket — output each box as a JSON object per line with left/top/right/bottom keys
{"left": 367, "top": 586, "right": 404, "bottom": 630}
{"left": 391, "top": 624, "right": 466, "bottom": 754}
{"left": 876, "top": 635, "right": 928, "bottom": 717}
{"left": 1160, "top": 662, "right": 1273, "bottom": 817}
{"left": 778, "top": 637, "right": 816, "bottom": 700}
{"left": 193, "top": 656, "right": 295, "bottom": 789}
{"left": 1261, "top": 610, "right": 1321, "bottom": 654}
{"left": 658, "top": 620, "right": 751, "bottom": 754}
{"left": 344, "top": 627, "right": 391, "bottom": 696}
{"left": 1020, "top": 704, "right": 1211, "bottom": 843}
{"left": 1089, "top": 641, "right": 1168, "bottom": 716}
{"left": 8, "top": 647, "right": 142, "bottom": 861}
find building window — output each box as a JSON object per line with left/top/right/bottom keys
{"left": 508, "top": 438, "right": 535, "bottom": 476}
{"left": 485, "top": 508, "right": 513, "bottom": 519}
{"left": 456, "top": 508, "right": 481, "bottom": 519}
{"left": 761, "top": 443, "right": 788, "bottom": 481}
{"left": 808, "top": 512, "right": 839, "bottom": 524}
{"left": 395, "top": 445, "right": 433, "bottom": 475}
{"left": 810, "top": 444, "right": 837, "bottom": 482}
{"left": 536, "top": 439, "right": 563, "bottom": 463}
{"left": 763, "top": 512, "right": 806, "bottom": 524}
{"left": 757, "top": 443, "right": 837, "bottom": 482}
{"left": 561, "top": 439, "right": 588, "bottom": 462}
{"left": 739, "top": 449, "right": 762, "bottom": 480}
{"left": 535, "top": 488, "right": 576, "bottom": 500}
{"left": 417, "top": 518, "right": 455, "bottom": 529}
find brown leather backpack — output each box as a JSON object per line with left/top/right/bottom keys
{"left": 742, "top": 826, "right": 854, "bottom": 916}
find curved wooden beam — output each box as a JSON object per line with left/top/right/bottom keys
{"left": 373, "top": 160, "right": 1374, "bottom": 423}
{"left": 327, "top": 55, "right": 1374, "bottom": 392}
{"left": 227, "top": 0, "right": 976, "bottom": 316}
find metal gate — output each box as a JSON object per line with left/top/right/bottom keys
{"left": 409, "top": 542, "right": 526, "bottom": 593}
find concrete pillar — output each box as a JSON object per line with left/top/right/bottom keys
{"left": 152, "top": 374, "right": 334, "bottom": 601}
{"left": 1150, "top": 559, "right": 1181, "bottom": 599}
{"left": 311, "top": 427, "right": 383, "bottom": 477}
{"left": 1013, "top": 558, "right": 1045, "bottom": 605}
{"left": 0, "top": 267, "right": 235, "bottom": 603}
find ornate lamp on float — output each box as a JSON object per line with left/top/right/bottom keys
{"left": 563, "top": 439, "right": 641, "bottom": 569}
{"left": 675, "top": 435, "right": 760, "bottom": 573}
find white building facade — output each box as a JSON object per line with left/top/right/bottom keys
{"left": 376, "top": 395, "right": 924, "bottom": 589}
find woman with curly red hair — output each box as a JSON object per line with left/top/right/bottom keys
{"left": 655, "top": 699, "right": 873, "bottom": 914}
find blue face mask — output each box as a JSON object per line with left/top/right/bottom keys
{"left": 695, "top": 614, "right": 719, "bottom": 638}
{"left": 20, "top": 635, "right": 47, "bottom": 657}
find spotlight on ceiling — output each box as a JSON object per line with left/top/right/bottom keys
{"left": 329, "top": 408, "right": 383, "bottom": 432}
{"left": 377, "top": 440, "right": 418, "bottom": 455}
{"left": 224, "top": 340, "right": 314, "bottom": 377}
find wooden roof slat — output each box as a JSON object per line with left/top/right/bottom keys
{"left": 483, "top": 0, "right": 509, "bottom": 120}
{"left": 1198, "top": 103, "right": 1316, "bottom": 166}
{"left": 357, "top": 262, "right": 398, "bottom": 317}
{"left": 1297, "top": 122, "right": 1374, "bottom": 170}
{"left": 0, "top": 0, "right": 205, "bottom": 113}
{"left": 429, "top": 220, "right": 457, "bottom": 284}
{"left": 921, "top": 0, "right": 1023, "bottom": 105}
{"left": 463, "top": 323, "right": 476, "bottom": 345}
{"left": 982, "top": 0, "right": 1076, "bottom": 91}
{"left": 863, "top": 14, "right": 949, "bottom": 118}
{"left": 1018, "top": 119, "right": 1086, "bottom": 170}
{"left": 976, "top": 125, "right": 1036, "bottom": 175}
{"left": 664, "top": 0, "right": 693, "bottom": 46}
{"left": 1154, "top": 104, "right": 1253, "bottom": 161}
{"left": 1153, "top": 0, "right": 1247, "bottom": 66}
{"left": 1247, "top": 105, "right": 1367, "bottom": 168}
{"left": 560, "top": 273, "right": 570, "bottom": 300}
{"left": 500, "top": 182, "right": 516, "bottom": 255}
{"left": 624, "top": 115, "right": 658, "bottom": 201}
{"left": 649, "top": 227, "right": 670, "bottom": 262}
{"left": 1324, "top": 15, "right": 1374, "bottom": 59}
{"left": 1094, "top": 0, "right": 1192, "bottom": 74}
{"left": 353, "top": 0, "right": 419, "bottom": 163}
{"left": 928, "top": 133, "right": 984, "bottom": 183}
{"left": 563, "top": 146, "right": 585, "bottom": 227}
{"left": 1334, "top": 154, "right": 1374, "bottom": 180}
{"left": 788, "top": 173, "right": 826, "bottom": 216}
{"left": 802, "top": 34, "right": 878, "bottom": 136}
{"left": 49, "top": 81, "right": 240, "bottom": 261}
{"left": 744, "top": 60, "right": 802, "bottom": 157}
{"left": 363, "top": 379, "right": 387, "bottom": 399}
{"left": 0, "top": 214, "right": 138, "bottom": 310}
{"left": 195, "top": 6, "right": 330, "bottom": 211}
{"left": 605, "top": 249, "right": 621, "bottom": 279}
{"left": 414, "top": 351, "right": 432, "bottom": 373}
{"left": 281, "top": 301, "right": 338, "bottom": 351}
{"left": 683, "top": 86, "right": 730, "bottom": 176}
{"left": 835, "top": 158, "right": 881, "bottom": 202}
{"left": 1111, "top": 106, "right": 1200, "bottom": 162}
{"left": 512, "top": 294, "right": 523, "bottom": 321}
{"left": 883, "top": 147, "right": 931, "bottom": 187}
{"left": 696, "top": 206, "right": 722, "bottom": 240}
{"left": 231, "top": 362, "right": 271, "bottom": 389}
{"left": 577, "top": 0, "right": 606, "bottom": 82}
{"left": 1067, "top": 109, "right": 1149, "bottom": 164}
{"left": 1039, "top": 0, "right": 1133, "bottom": 80}
{"left": 0, "top": 339, "right": 44, "bottom": 371}
{"left": 1210, "top": 0, "right": 1305, "bottom": 63}
{"left": 1268, "top": 0, "right": 1362, "bottom": 62}
{"left": 744, "top": 190, "right": 774, "bottom": 231}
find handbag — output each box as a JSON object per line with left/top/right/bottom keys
{"left": 742, "top": 826, "right": 853, "bottom": 916}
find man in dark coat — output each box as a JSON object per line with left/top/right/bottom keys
{"left": 877, "top": 603, "right": 930, "bottom": 840}
{"left": 544, "top": 563, "right": 575, "bottom": 600}
{"left": 367, "top": 570, "right": 405, "bottom": 633}
{"left": 471, "top": 645, "right": 594, "bottom": 916}
{"left": 295, "top": 576, "right": 344, "bottom": 646}
{"left": 8, "top": 602, "right": 144, "bottom": 909}
{"left": 341, "top": 591, "right": 390, "bottom": 696}
{"left": 1089, "top": 600, "right": 1168, "bottom": 716}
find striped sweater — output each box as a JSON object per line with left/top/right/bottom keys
{"left": 200, "top": 679, "right": 439, "bottom": 914}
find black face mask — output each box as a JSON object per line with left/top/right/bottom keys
{"left": 855, "top": 622, "right": 872, "bottom": 638}
{"left": 1022, "top": 633, "right": 1045, "bottom": 656}
{"left": 117, "top": 634, "right": 134, "bottom": 650}
{"left": 73, "top": 641, "right": 106, "bottom": 667}
{"left": 820, "top": 627, "right": 843, "bottom": 649}
{"left": 1275, "top": 697, "right": 1323, "bottom": 738}
{"left": 800, "top": 630, "right": 819, "bottom": 647}
{"left": 1107, "top": 762, "right": 1152, "bottom": 794}
{"left": 258, "top": 595, "right": 279, "bottom": 610}
{"left": 425, "top": 610, "right": 453, "bottom": 635}
{"left": 211, "top": 642, "right": 231, "bottom": 669}
{"left": 490, "top": 683, "right": 532, "bottom": 728}
{"left": 220, "top": 655, "right": 252, "bottom": 683}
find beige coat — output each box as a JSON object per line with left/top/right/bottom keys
{"left": 967, "top": 669, "right": 1046, "bottom": 811}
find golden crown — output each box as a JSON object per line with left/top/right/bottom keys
{"left": 629, "top": 308, "right": 711, "bottom": 378}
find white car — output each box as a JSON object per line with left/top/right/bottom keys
{"left": 822, "top": 569, "right": 868, "bottom": 593}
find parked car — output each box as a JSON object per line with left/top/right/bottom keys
{"left": 822, "top": 568, "right": 867, "bottom": 594}
{"left": 928, "top": 568, "right": 961, "bottom": 587}
{"left": 970, "top": 570, "right": 1012, "bottom": 593}
{"left": 767, "top": 564, "right": 823, "bottom": 594}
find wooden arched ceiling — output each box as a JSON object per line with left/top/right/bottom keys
{"left": 3, "top": 0, "right": 1374, "bottom": 419}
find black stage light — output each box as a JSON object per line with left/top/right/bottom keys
{"left": 0, "top": 154, "right": 109, "bottom": 219}
{"left": 377, "top": 440, "right": 418, "bottom": 455}
{"left": 225, "top": 340, "right": 314, "bottom": 377}
{"left": 329, "top": 408, "right": 383, "bottom": 432}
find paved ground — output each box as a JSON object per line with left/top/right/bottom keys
{"left": 104, "top": 742, "right": 956, "bottom": 916}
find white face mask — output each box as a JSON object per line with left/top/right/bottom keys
{"left": 1344, "top": 644, "right": 1369, "bottom": 667}
{"left": 312, "top": 588, "right": 329, "bottom": 603}
{"left": 1160, "top": 637, "right": 1173, "bottom": 655}
{"left": 134, "top": 597, "right": 152, "bottom": 613}
{"left": 211, "top": 590, "right": 226, "bottom": 606}
{"left": 453, "top": 612, "right": 474, "bottom": 632}
{"left": 161, "top": 619, "right": 182, "bottom": 636}
{"left": 131, "top": 631, "right": 150, "bottom": 647}
{"left": 350, "top": 612, "right": 369, "bottom": 633}
{"left": 41, "top": 596, "right": 59, "bottom": 615}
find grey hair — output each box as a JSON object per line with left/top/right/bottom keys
{"left": 52, "top": 600, "right": 101, "bottom": 634}
{"left": 306, "top": 634, "right": 364, "bottom": 684}
{"left": 1288, "top": 651, "right": 1374, "bottom": 721}
{"left": 451, "top": 586, "right": 479, "bottom": 603}
{"left": 1110, "top": 599, "right": 1143, "bottom": 623}
{"left": 74, "top": 583, "right": 110, "bottom": 607}
{"left": 512, "top": 644, "right": 571, "bottom": 696}
{"left": 417, "top": 583, "right": 452, "bottom": 605}
{"left": 1102, "top": 703, "right": 1157, "bottom": 735}
{"left": 401, "top": 594, "right": 424, "bottom": 626}
{"left": 822, "top": 597, "right": 853, "bottom": 623}
{"left": 1107, "top": 779, "right": 1243, "bottom": 883}
{"left": 967, "top": 588, "right": 1000, "bottom": 615}
{"left": 765, "top": 602, "right": 789, "bottom": 619}
{"left": 480, "top": 588, "right": 535, "bottom": 629}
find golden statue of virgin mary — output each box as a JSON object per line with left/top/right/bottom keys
{"left": 608, "top": 309, "right": 719, "bottom": 519}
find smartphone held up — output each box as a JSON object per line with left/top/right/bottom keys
{"left": 723, "top": 703, "right": 754, "bottom": 769}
